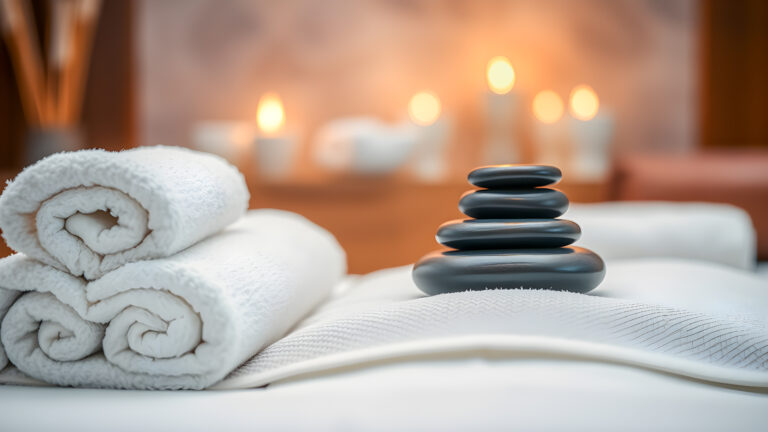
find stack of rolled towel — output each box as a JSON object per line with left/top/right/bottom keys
{"left": 0, "top": 146, "right": 346, "bottom": 389}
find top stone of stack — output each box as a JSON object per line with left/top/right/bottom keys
{"left": 467, "top": 165, "right": 562, "bottom": 188}
{"left": 459, "top": 165, "right": 568, "bottom": 219}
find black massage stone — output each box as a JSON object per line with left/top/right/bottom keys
{"left": 412, "top": 247, "right": 605, "bottom": 295}
{"left": 436, "top": 219, "right": 581, "bottom": 250}
{"left": 458, "top": 188, "right": 569, "bottom": 219}
{"left": 468, "top": 165, "right": 562, "bottom": 188}
{"left": 412, "top": 164, "right": 605, "bottom": 296}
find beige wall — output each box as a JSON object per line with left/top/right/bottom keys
{"left": 136, "top": 0, "right": 699, "bottom": 169}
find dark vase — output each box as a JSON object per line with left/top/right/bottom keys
{"left": 25, "top": 127, "right": 83, "bottom": 164}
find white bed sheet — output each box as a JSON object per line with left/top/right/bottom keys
{"left": 1, "top": 358, "right": 766, "bottom": 431}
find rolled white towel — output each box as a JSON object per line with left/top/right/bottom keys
{"left": 0, "top": 146, "right": 249, "bottom": 280}
{"left": 0, "top": 288, "right": 20, "bottom": 370}
{"left": 0, "top": 210, "right": 346, "bottom": 389}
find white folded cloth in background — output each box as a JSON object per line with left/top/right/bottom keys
{"left": 0, "top": 210, "right": 346, "bottom": 389}
{"left": 566, "top": 202, "right": 756, "bottom": 270}
{"left": 0, "top": 146, "right": 249, "bottom": 279}
{"left": 218, "top": 259, "right": 768, "bottom": 389}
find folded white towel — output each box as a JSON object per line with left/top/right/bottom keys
{"left": 0, "top": 146, "right": 249, "bottom": 279}
{"left": 567, "top": 202, "right": 756, "bottom": 270}
{"left": 0, "top": 210, "right": 346, "bottom": 389}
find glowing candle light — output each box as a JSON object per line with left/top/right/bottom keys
{"left": 567, "top": 85, "right": 613, "bottom": 181}
{"left": 487, "top": 56, "right": 516, "bottom": 95}
{"left": 533, "top": 90, "right": 564, "bottom": 124}
{"left": 484, "top": 56, "right": 520, "bottom": 164}
{"left": 256, "top": 93, "right": 286, "bottom": 134}
{"left": 569, "top": 85, "right": 599, "bottom": 121}
{"left": 253, "top": 92, "right": 297, "bottom": 180}
{"left": 531, "top": 90, "right": 568, "bottom": 168}
{"left": 408, "top": 90, "right": 450, "bottom": 181}
{"left": 408, "top": 91, "right": 441, "bottom": 126}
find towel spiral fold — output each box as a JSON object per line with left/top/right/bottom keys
{"left": 36, "top": 186, "right": 150, "bottom": 275}
{"left": 2, "top": 292, "right": 104, "bottom": 365}
{"left": 0, "top": 278, "right": 216, "bottom": 388}
{"left": 0, "top": 210, "right": 346, "bottom": 389}
{"left": 0, "top": 146, "right": 249, "bottom": 279}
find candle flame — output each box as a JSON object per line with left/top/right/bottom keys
{"left": 486, "top": 56, "right": 516, "bottom": 94}
{"left": 569, "top": 85, "right": 599, "bottom": 121}
{"left": 532, "top": 90, "right": 564, "bottom": 124}
{"left": 256, "top": 93, "right": 285, "bottom": 134}
{"left": 408, "top": 91, "right": 441, "bottom": 126}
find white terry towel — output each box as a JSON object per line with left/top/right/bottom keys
{"left": 0, "top": 289, "right": 20, "bottom": 371}
{"left": 0, "top": 210, "right": 346, "bottom": 390}
{"left": 0, "top": 146, "right": 249, "bottom": 280}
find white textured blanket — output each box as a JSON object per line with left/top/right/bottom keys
{"left": 217, "top": 260, "right": 768, "bottom": 389}
{"left": 0, "top": 210, "right": 346, "bottom": 389}
{"left": 0, "top": 146, "right": 249, "bottom": 279}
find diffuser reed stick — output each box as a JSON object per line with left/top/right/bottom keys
{"left": 0, "top": 0, "right": 101, "bottom": 127}
{"left": 0, "top": 0, "right": 45, "bottom": 125}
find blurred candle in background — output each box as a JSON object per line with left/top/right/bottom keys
{"left": 532, "top": 89, "right": 568, "bottom": 169}
{"left": 408, "top": 90, "right": 450, "bottom": 182}
{"left": 253, "top": 93, "right": 297, "bottom": 180}
{"left": 484, "top": 56, "right": 519, "bottom": 164}
{"left": 568, "top": 85, "right": 614, "bottom": 181}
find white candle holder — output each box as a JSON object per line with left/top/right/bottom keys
{"left": 409, "top": 115, "right": 451, "bottom": 182}
{"left": 484, "top": 90, "right": 520, "bottom": 164}
{"left": 532, "top": 118, "right": 570, "bottom": 170}
{"left": 568, "top": 111, "right": 615, "bottom": 181}
{"left": 254, "top": 133, "right": 298, "bottom": 180}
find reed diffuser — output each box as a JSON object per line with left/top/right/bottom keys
{"left": 0, "top": 0, "right": 102, "bottom": 163}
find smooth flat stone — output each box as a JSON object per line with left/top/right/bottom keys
{"left": 468, "top": 165, "right": 561, "bottom": 188}
{"left": 436, "top": 219, "right": 581, "bottom": 249}
{"left": 412, "top": 247, "right": 605, "bottom": 295}
{"left": 458, "top": 189, "right": 569, "bottom": 219}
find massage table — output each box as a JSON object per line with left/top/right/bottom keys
{"left": 1, "top": 201, "right": 767, "bottom": 431}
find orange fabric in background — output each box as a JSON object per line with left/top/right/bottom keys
{"left": 615, "top": 151, "right": 768, "bottom": 261}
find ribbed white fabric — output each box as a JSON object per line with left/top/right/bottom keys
{"left": 218, "top": 262, "right": 768, "bottom": 389}
{"left": 0, "top": 146, "right": 249, "bottom": 279}
{"left": 0, "top": 210, "right": 346, "bottom": 389}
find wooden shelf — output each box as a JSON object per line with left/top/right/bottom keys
{"left": 248, "top": 174, "right": 611, "bottom": 273}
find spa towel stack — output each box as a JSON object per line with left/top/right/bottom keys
{"left": 0, "top": 146, "right": 346, "bottom": 389}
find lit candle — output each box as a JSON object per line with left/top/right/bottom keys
{"left": 253, "top": 93, "right": 297, "bottom": 180}
{"left": 568, "top": 85, "right": 614, "bottom": 181}
{"left": 408, "top": 90, "right": 450, "bottom": 182}
{"left": 484, "top": 56, "right": 520, "bottom": 164}
{"left": 532, "top": 89, "right": 569, "bottom": 169}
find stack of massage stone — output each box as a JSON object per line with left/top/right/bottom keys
{"left": 412, "top": 165, "right": 605, "bottom": 295}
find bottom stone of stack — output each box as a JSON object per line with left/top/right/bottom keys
{"left": 412, "top": 246, "right": 605, "bottom": 295}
